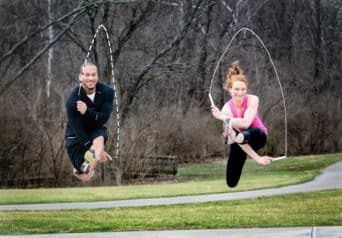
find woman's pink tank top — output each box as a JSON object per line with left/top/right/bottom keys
{"left": 228, "top": 96, "right": 268, "bottom": 135}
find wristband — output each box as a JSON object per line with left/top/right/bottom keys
{"left": 224, "top": 118, "right": 231, "bottom": 126}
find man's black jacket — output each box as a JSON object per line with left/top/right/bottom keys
{"left": 65, "top": 82, "right": 114, "bottom": 147}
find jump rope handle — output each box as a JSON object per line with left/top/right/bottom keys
{"left": 209, "top": 93, "right": 215, "bottom": 107}
{"left": 273, "top": 156, "right": 287, "bottom": 161}
{"left": 77, "top": 84, "right": 82, "bottom": 100}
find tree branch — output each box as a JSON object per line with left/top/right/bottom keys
{"left": 0, "top": 10, "right": 87, "bottom": 97}
{"left": 0, "top": 1, "right": 89, "bottom": 64}
{"left": 0, "top": 0, "right": 138, "bottom": 64}
{"left": 136, "top": 0, "right": 212, "bottom": 90}
{"left": 120, "top": 0, "right": 212, "bottom": 121}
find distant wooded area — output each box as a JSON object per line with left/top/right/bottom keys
{"left": 0, "top": 0, "right": 341, "bottom": 187}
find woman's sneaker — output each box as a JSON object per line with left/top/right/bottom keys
{"left": 223, "top": 119, "right": 236, "bottom": 144}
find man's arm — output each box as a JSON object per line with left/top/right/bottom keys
{"left": 66, "top": 96, "right": 91, "bottom": 147}
{"left": 84, "top": 87, "right": 114, "bottom": 126}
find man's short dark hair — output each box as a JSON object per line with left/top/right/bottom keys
{"left": 79, "top": 61, "right": 97, "bottom": 74}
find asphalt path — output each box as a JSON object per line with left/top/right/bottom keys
{"left": 0, "top": 161, "right": 341, "bottom": 211}
{"left": 1, "top": 161, "right": 341, "bottom": 238}
{"left": 1, "top": 227, "right": 342, "bottom": 238}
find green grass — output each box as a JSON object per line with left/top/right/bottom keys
{"left": 0, "top": 189, "right": 341, "bottom": 234}
{"left": 0, "top": 153, "right": 341, "bottom": 235}
{"left": 0, "top": 153, "right": 341, "bottom": 205}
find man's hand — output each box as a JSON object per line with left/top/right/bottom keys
{"left": 73, "top": 159, "right": 98, "bottom": 182}
{"left": 73, "top": 169, "right": 94, "bottom": 181}
{"left": 77, "top": 100, "right": 87, "bottom": 115}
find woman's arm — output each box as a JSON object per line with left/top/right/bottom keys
{"left": 211, "top": 103, "right": 232, "bottom": 121}
{"left": 231, "top": 95, "right": 258, "bottom": 129}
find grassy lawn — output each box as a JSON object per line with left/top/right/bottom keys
{"left": 0, "top": 189, "right": 341, "bottom": 234}
{"left": 0, "top": 153, "right": 341, "bottom": 235}
{"left": 0, "top": 153, "right": 341, "bottom": 204}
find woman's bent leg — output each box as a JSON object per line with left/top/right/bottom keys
{"left": 226, "top": 143, "right": 247, "bottom": 188}
{"left": 226, "top": 128, "right": 268, "bottom": 187}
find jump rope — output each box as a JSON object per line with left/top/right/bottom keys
{"left": 81, "top": 24, "right": 120, "bottom": 159}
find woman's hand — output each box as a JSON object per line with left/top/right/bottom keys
{"left": 211, "top": 106, "right": 225, "bottom": 121}
{"left": 254, "top": 156, "right": 273, "bottom": 165}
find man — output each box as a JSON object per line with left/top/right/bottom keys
{"left": 65, "top": 62, "right": 114, "bottom": 181}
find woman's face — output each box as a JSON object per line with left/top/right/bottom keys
{"left": 229, "top": 80, "right": 247, "bottom": 101}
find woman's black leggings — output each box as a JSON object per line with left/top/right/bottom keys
{"left": 226, "top": 127, "right": 267, "bottom": 188}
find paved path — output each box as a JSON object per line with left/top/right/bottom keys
{"left": 1, "top": 161, "right": 341, "bottom": 211}
{"left": 1, "top": 226, "right": 342, "bottom": 238}
{"left": 1, "top": 162, "right": 341, "bottom": 238}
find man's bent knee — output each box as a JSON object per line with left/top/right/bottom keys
{"left": 92, "top": 136, "right": 104, "bottom": 145}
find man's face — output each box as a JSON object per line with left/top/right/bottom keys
{"left": 79, "top": 65, "right": 98, "bottom": 92}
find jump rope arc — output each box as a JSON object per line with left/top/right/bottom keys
{"left": 82, "top": 24, "right": 120, "bottom": 159}
{"left": 209, "top": 27, "right": 287, "bottom": 160}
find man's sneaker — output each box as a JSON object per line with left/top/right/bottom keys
{"left": 84, "top": 149, "right": 98, "bottom": 165}
{"left": 80, "top": 161, "right": 90, "bottom": 173}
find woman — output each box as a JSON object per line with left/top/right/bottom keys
{"left": 211, "top": 61, "right": 273, "bottom": 187}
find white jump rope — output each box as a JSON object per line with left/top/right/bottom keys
{"left": 83, "top": 24, "right": 120, "bottom": 159}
